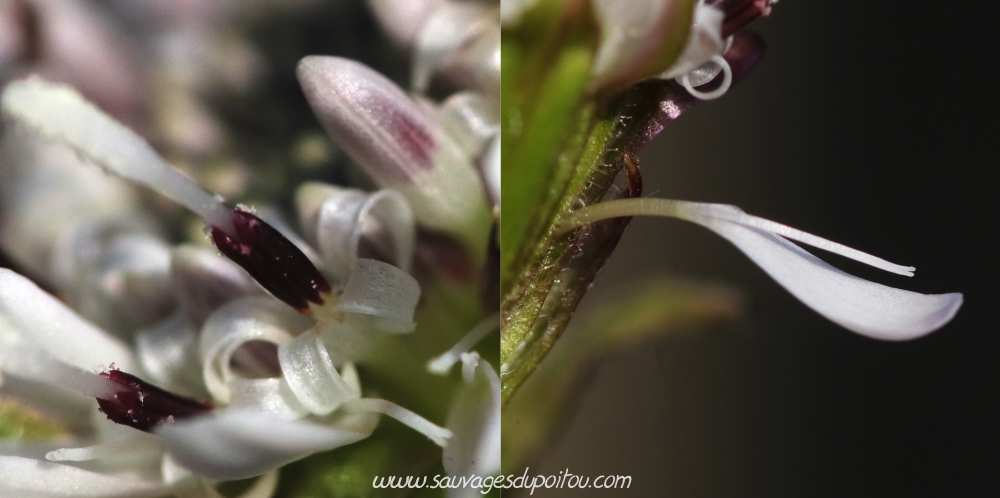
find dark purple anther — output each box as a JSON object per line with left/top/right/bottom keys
{"left": 96, "top": 369, "right": 212, "bottom": 432}
{"left": 210, "top": 210, "right": 331, "bottom": 313}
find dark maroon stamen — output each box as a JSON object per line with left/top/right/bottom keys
{"left": 210, "top": 210, "right": 331, "bottom": 313}
{"left": 96, "top": 369, "right": 212, "bottom": 432}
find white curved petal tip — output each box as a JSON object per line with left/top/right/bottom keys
{"left": 561, "top": 198, "right": 963, "bottom": 341}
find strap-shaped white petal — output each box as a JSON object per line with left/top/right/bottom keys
{"left": 200, "top": 297, "right": 314, "bottom": 403}
{"left": 334, "top": 259, "right": 420, "bottom": 333}
{"left": 0, "top": 268, "right": 135, "bottom": 372}
{"left": 703, "top": 220, "right": 962, "bottom": 340}
{"left": 443, "top": 353, "right": 501, "bottom": 480}
{"left": 1, "top": 78, "right": 233, "bottom": 232}
{"left": 277, "top": 330, "right": 360, "bottom": 415}
{"left": 561, "top": 198, "right": 962, "bottom": 340}
{"left": 0, "top": 455, "right": 172, "bottom": 498}
{"left": 296, "top": 183, "right": 415, "bottom": 284}
{"left": 156, "top": 409, "right": 377, "bottom": 480}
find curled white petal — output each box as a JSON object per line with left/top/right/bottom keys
{"left": 0, "top": 455, "right": 172, "bottom": 498}
{"left": 678, "top": 55, "right": 732, "bottom": 100}
{"left": 428, "top": 313, "right": 500, "bottom": 375}
{"left": 0, "top": 268, "right": 135, "bottom": 372}
{"left": 561, "top": 198, "right": 962, "bottom": 340}
{"left": 443, "top": 353, "right": 501, "bottom": 480}
{"left": 200, "top": 297, "right": 314, "bottom": 403}
{"left": 296, "top": 183, "right": 415, "bottom": 283}
{"left": 278, "top": 330, "right": 360, "bottom": 415}
{"left": 157, "top": 410, "right": 376, "bottom": 480}
{"left": 1, "top": 78, "right": 233, "bottom": 232}
{"left": 334, "top": 259, "right": 420, "bottom": 334}
{"left": 657, "top": 3, "right": 726, "bottom": 81}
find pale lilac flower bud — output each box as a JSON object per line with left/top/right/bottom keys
{"left": 297, "top": 56, "right": 491, "bottom": 250}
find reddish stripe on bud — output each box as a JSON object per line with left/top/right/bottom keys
{"left": 96, "top": 369, "right": 212, "bottom": 432}
{"left": 210, "top": 210, "right": 331, "bottom": 313}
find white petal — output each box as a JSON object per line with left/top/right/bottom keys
{"left": 278, "top": 330, "right": 360, "bottom": 415}
{"left": 0, "top": 455, "right": 172, "bottom": 498}
{"left": 295, "top": 183, "right": 415, "bottom": 284}
{"left": 702, "top": 219, "right": 961, "bottom": 340}
{"left": 1, "top": 78, "right": 232, "bottom": 231}
{"left": 334, "top": 259, "right": 420, "bottom": 334}
{"left": 0, "top": 268, "right": 135, "bottom": 372}
{"left": 561, "top": 198, "right": 962, "bottom": 340}
{"left": 200, "top": 296, "right": 314, "bottom": 403}
{"left": 157, "top": 410, "right": 376, "bottom": 480}
{"left": 443, "top": 353, "right": 500, "bottom": 480}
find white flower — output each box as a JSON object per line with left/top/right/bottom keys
{"left": 560, "top": 198, "right": 962, "bottom": 340}
{"left": 0, "top": 77, "right": 460, "bottom": 490}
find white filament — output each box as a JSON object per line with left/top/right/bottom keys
{"left": 561, "top": 198, "right": 915, "bottom": 276}
{"left": 427, "top": 313, "right": 500, "bottom": 375}
{"left": 1, "top": 78, "right": 234, "bottom": 233}
{"left": 343, "top": 398, "right": 452, "bottom": 447}
{"left": 678, "top": 55, "right": 733, "bottom": 100}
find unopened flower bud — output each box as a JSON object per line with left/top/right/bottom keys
{"left": 296, "top": 56, "right": 491, "bottom": 252}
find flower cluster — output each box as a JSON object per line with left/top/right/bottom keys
{"left": 1, "top": 1, "right": 498, "bottom": 497}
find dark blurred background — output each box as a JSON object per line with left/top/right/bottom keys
{"left": 535, "top": 1, "right": 1000, "bottom": 496}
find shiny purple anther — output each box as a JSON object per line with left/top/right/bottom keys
{"left": 96, "top": 369, "right": 213, "bottom": 432}
{"left": 210, "top": 210, "right": 331, "bottom": 313}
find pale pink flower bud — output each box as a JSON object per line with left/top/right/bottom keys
{"left": 297, "top": 56, "right": 490, "bottom": 249}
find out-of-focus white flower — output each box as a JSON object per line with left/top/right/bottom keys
{"left": 560, "top": 198, "right": 963, "bottom": 340}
